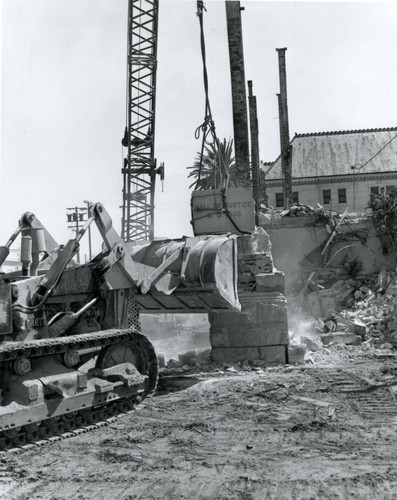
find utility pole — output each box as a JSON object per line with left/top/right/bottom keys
{"left": 66, "top": 207, "right": 86, "bottom": 263}
{"left": 225, "top": 1, "right": 250, "bottom": 187}
{"left": 276, "top": 47, "right": 292, "bottom": 209}
{"left": 248, "top": 80, "right": 261, "bottom": 224}
{"left": 83, "top": 200, "right": 92, "bottom": 261}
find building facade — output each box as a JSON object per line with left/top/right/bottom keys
{"left": 262, "top": 127, "right": 397, "bottom": 213}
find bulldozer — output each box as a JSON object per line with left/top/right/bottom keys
{"left": 0, "top": 202, "right": 239, "bottom": 449}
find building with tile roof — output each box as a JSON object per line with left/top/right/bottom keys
{"left": 262, "top": 127, "right": 397, "bottom": 212}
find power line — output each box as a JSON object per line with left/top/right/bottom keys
{"left": 360, "top": 132, "right": 397, "bottom": 170}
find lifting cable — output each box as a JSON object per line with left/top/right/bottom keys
{"left": 194, "top": 1, "right": 250, "bottom": 234}
{"left": 194, "top": 0, "right": 230, "bottom": 191}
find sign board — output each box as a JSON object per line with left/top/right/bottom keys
{"left": 191, "top": 187, "right": 255, "bottom": 235}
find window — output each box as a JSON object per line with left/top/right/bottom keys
{"left": 322, "top": 189, "right": 331, "bottom": 205}
{"left": 370, "top": 186, "right": 379, "bottom": 195}
{"left": 386, "top": 185, "right": 396, "bottom": 193}
{"left": 338, "top": 188, "right": 347, "bottom": 203}
{"left": 380, "top": 187, "right": 385, "bottom": 194}
{"left": 275, "top": 193, "right": 284, "bottom": 207}
{"left": 292, "top": 192, "right": 299, "bottom": 204}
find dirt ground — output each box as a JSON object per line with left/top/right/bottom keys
{"left": 2, "top": 345, "right": 397, "bottom": 500}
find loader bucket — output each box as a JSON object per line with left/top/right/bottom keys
{"left": 128, "top": 235, "right": 240, "bottom": 313}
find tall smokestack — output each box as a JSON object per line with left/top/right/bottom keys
{"left": 276, "top": 47, "right": 292, "bottom": 209}
{"left": 248, "top": 80, "right": 261, "bottom": 223}
{"left": 226, "top": 1, "right": 250, "bottom": 187}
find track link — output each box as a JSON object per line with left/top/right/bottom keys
{"left": 0, "top": 329, "right": 158, "bottom": 451}
{"left": 2, "top": 395, "right": 142, "bottom": 453}
{"left": 0, "top": 329, "right": 134, "bottom": 361}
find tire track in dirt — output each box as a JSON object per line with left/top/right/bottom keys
{"left": 4, "top": 357, "right": 397, "bottom": 499}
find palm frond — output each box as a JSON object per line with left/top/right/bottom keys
{"left": 188, "top": 138, "right": 236, "bottom": 190}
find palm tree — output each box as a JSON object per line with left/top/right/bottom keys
{"left": 188, "top": 138, "right": 237, "bottom": 190}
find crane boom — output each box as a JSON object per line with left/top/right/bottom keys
{"left": 121, "top": 0, "right": 162, "bottom": 242}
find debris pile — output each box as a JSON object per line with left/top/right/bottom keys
{"left": 161, "top": 349, "right": 271, "bottom": 375}
{"left": 260, "top": 202, "right": 369, "bottom": 223}
{"left": 338, "top": 271, "right": 397, "bottom": 349}
{"left": 163, "top": 349, "right": 211, "bottom": 372}
{"left": 290, "top": 269, "right": 397, "bottom": 361}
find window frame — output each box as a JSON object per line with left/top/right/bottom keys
{"left": 322, "top": 189, "right": 331, "bottom": 205}
{"left": 338, "top": 188, "right": 347, "bottom": 204}
{"left": 275, "top": 192, "right": 284, "bottom": 208}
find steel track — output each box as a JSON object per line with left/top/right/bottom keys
{"left": 2, "top": 395, "right": 144, "bottom": 454}
{"left": 0, "top": 329, "right": 158, "bottom": 452}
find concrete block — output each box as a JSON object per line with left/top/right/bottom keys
{"left": 348, "top": 320, "right": 367, "bottom": 338}
{"left": 210, "top": 323, "right": 289, "bottom": 347}
{"left": 210, "top": 293, "right": 288, "bottom": 326}
{"left": 259, "top": 345, "right": 287, "bottom": 365}
{"left": 288, "top": 345, "right": 307, "bottom": 364}
{"left": 237, "top": 228, "right": 272, "bottom": 256}
{"left": 300, "top": 336, "right": 323, "bottom": 352}
{"left": 240, "top": 292, "right": 288, "bottom": 323}
{"left": 320, "top": 332, "right": 361, "bottom": 346}
{"left": 255, "top": 272, "right": 285, "bottom": 293}
{"left": 237, "top": 231, "right": 274, "bottom": 289}
{"left": 211, "top": 345, "right": 287, "bottom": 364}
{"left": 211, "top": 346, "right": 260, "bottom": 363}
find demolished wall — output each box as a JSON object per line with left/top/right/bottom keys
{"left": 261, "top": 215, "right": 396, "bottom": 291}
{"left": 209, "top": 228, "right": 289, "bottom": 364}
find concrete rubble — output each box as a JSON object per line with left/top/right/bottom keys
{"left": 287, "top": 268, "right": 397, "bottom": 364}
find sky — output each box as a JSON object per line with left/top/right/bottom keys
{"left": 1, "top": 0, "right": 397, "bottom": 259}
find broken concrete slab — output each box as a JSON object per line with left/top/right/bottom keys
{"left": 300, "top": 336, "right": 323, "bottom": 352}
{"left": 320, "top": 332, "right": 362, "bottom": 346}
{"left": 348, "top": 319, "right": 367, "bottom": 338}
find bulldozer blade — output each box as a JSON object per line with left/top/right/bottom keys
{"left": 129, "top": 235, "right": 240, "bottom": 313}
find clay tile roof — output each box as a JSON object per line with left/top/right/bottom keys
{"left": 263, "top": 127, "right": 397, "bottom": 179}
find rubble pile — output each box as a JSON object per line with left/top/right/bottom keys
{"left": 260, "top": 203, "right": 369, "bottom": 223}
{"left": 163, "top": 349, "right": 212, "bottom": 372}
{"left": 290, "top": 270, "right": 397, "bottom": 362}
{"left": 339, "top": 272, "right": 397, "bottom": 349}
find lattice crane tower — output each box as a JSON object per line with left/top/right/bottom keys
{"left": 121, "top": 0, "right": 163, "bottom": 242}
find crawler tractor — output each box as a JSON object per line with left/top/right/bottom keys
{"left": 0, "top": 202, "right": 239, "bottom": 449}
